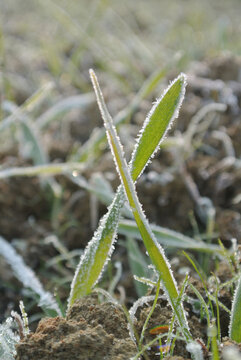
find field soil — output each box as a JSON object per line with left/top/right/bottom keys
{"left": 0, "top": 54, "right": 241, "bottom": 359}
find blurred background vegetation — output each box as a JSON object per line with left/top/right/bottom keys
{"left": 1, "top": 0, "right": 240, "bottom": 105}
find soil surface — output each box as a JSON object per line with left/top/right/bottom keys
{"left": 15, "top": 280, "right": 239, "bottom": 360}
{"left": 16, "top": 292, "right": 137, "bottom": 360}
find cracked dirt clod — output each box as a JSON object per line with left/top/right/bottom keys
{"left": 15, "top": 293, "right": 137, "bottom": 360}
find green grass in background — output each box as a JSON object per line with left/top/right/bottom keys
{"left": 0, "top": 0, "right": 240, "bottom": 105}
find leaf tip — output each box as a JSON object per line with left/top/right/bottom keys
{"left": 177, "top": 72, "right": 188, "bottom": 89}
{"left": 89, "top": 69, "right": 97, "bottom": 86}
{"left": 89, "top": 68, "right": 95, "bottom": 76}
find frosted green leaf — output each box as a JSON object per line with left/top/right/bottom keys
{"left": 68, "top": 70, "right": 187, "bottom": 311}
{"left": 130, "top": 73, "right": 186, "bottom": 181}
{"left": 87, "top": 69, "right": 191, "bottom": 342}
{"left": 68, "top": 189, "right": 124, "bottom": 306}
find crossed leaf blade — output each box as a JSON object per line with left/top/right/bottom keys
{"left": 68, "top": 71, "right": 187, "bottom": 314}
{"left": 88, "top": 70, "right": 191, "bottom": 341}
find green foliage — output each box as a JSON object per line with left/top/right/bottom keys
{"left": 67, "top": 70, "right": 190, "bottom": 322}
{"left": 87, "top": 69, "right": 191, "bottom": 341}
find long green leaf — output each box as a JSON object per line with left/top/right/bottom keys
{"left": 67, "top": 70, "right": 187, "bottom": 310}
{"left": 87, "top": 69, "right": 191, "bottom": 341}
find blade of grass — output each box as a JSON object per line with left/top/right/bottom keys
{"left": 229, "top": 274, "right": 241, "bottom": 342}
{"left": 208, "top": 322, "right": 220, "bottom": 360}
{"left": 188, "top": 282, "right": 211, "bottom": 349}
{"left": 20, "top": 120, "right": 48, "bottom": 165}
{"left": 67, "top": 69, "right": 188, "bottom": 312}
{"left": 119, "top": 219, "right": 221, "bottom": 253}
{"left": 0, "top": 236, "right": 61, "bottom": 316}
{"left": 184, "top": 251, "right": 215, "bottom": 318}
{"left": 0, "top": 82, "right": 54, "bottom": 132}
{"left": 0, "top": 162, "right": 85, "bottom": 179}
{"left": 37, "top": 93, "right": 95, "bottom": 129}
{"left": 89, "top": 69, "right": 191, "bottom": 341}
{"left": 69, "top": 172, "right": 115, "bottom": 208}
{"left": 139, "top": 277, "right": 161, "bottom": 348}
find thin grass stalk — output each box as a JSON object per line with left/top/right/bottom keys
{"left": 188, "top": 282, "right": 211, "bottom": 349}
{"left": 208, "top": 322, "right": 220, "bottom": 360}
{"left": 166, "top": 274, "right": 189, "bottom": 353}
{"left": 0, "top": 163, "right": 85, "bottom": 179}
{"left": 139, "top": 277, "right": 161, "bottom": 348}
{"left": 184, "top": 251, "right": 215, "bottom": 318}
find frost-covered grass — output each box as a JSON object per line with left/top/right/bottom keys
{"left": 0, "top": 1, "right": 241, "bottom": 358}
{"left": 82, "top": 69, "right": 191, "bottom": 341}
{"left": 0, "top": 68, "right": 241, "bottom": 359}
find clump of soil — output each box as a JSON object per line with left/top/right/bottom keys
{"left": 15, "top": 292, "right": 137, "bottom": 360}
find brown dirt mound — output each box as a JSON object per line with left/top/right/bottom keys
{"left": 15, "top": 292, "right": 137, "bottom": 360}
